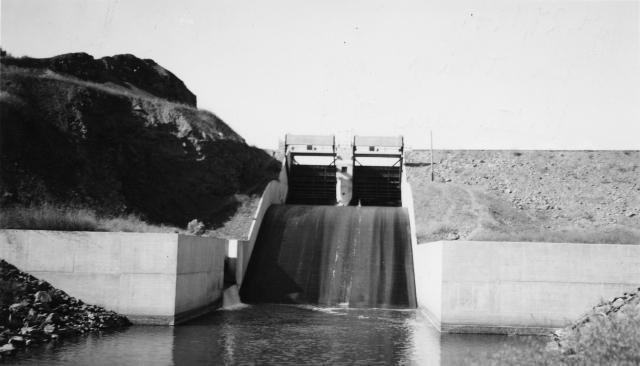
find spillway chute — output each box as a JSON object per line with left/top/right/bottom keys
{"left": 239, "top": 205, "right": 417, "bottom": 309}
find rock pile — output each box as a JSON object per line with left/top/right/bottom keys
{"left": 0, "top": 260, "right": 130, "bottom": 359}
{"left": 552, "top": 288, "right": 640, "bottom": 354}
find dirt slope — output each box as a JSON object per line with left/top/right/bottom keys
{"left": 406, "top": 150, "right": 640, "bottom": 243}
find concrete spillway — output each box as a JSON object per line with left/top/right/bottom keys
{"left": 240, "top": 205, "right": 417, "bottom": 308}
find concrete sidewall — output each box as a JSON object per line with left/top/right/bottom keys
{"left": 235, "top": 160, "right": 289, "bottom": 287}
{"left": 414, "top": 240, "right": 640, "bottom": 334}
{"left": 0, "top": 230, "right": 228, "bottom": 325}
{"left": 175, "top": 235, "right": 227, "bottom": 322}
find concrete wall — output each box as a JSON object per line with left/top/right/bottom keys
{"left": 401, "top": 169, "right": 418, "bottom": 252}
{"left": 174, "top": 235, "right": 226, "bottom": 323}
{"left": 228, "top": 158, "right": 288, "bottom": 287}
{"left": 0, "top": 230, "right": 227, "bottom": 325}
{"left": 415, "top": 240, "right": 640, "bottom": 334}
{"left": 401, "top": 169, "right": 421, "bottom": 313}
{"left": 414, "top": 239, "right": 442, "bottom": 330}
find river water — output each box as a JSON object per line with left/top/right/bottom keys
{"left": 7, "top": 304, "right": 545, "bottom": 365}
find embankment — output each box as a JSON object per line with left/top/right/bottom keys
{"left": 406, "top": 150, "right": 640, "bottom": 243}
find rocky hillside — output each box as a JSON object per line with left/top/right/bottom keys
{"left": 406, "top": 150, "right": 640, "bottom": 243}
{"left": 0, "top": 52, "right": 280, "bottom": 228}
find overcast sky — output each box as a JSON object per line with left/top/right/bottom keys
{"left": 2, "top": 0, "right": 639, "bottom": 149}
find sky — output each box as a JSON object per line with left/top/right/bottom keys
{"left": 1, "top": 0, "right": 639, "bottom": 149}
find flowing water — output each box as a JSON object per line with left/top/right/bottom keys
{"left": 6, "top": 304, "right": 545, "bottom": 365}
{"left": 241, "top": 205, "right": 416, "bottom": 308}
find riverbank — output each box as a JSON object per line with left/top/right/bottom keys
{"left": 552, "top": 287, "right": 640, "bottom": 363}
{"left": 492, "top": 288, "right": 640, "bottom": 365}
{"left": 0, "top": 260, "right": 130, "bottom": 360}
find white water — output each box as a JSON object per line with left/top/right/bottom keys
{"left": 222, "top": 285, "right": 248, "bottom": 310}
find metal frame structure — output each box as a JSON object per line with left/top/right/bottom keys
{"left": 284, "top": 134, "right": 337, "bottom": 171}
{"left": 284, "top": 134, "right": 338, "bottom": 205}
{"left": 351, "top": 135, "right": 404, "bottom": 207}
{"left": 352, "top": 135, "right": 404, "bottom": 167}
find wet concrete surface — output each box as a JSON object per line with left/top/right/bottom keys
{"left": 240, "top": 205, "right": 416, "bottom": 308}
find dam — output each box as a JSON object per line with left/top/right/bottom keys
{"left": 240, "top": 134, "right": 415, "bottom": 309}
{"left": 2, "top": 133, "right": 639, "bottom": 364}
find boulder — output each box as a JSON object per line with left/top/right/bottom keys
{"left": 0, "top": 343, "right": 16, "bottom": 355}
{"left": 9, "top": 336, "right": 25, "bottom": 347}
{"left": 43, "top": 324, "right": 56, "bottom": 335}
{"left": 34, "top": 291, "right": 52, "bottom": 304}
{"left": 8, "top": 302, "right": 26, "bottom": 313}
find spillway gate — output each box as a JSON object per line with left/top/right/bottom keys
{"left": 351, "top": 135, "right": 403, "bottom": 207}
{"left": 285, "top": 134, "right": 338, "bottom": 205}
{"left": 284, "top": 134, "right": 404, "bottom": 207}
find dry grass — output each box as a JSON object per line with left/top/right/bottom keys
{"left": 409, "top": 182, "right": 540, "bottom": 242}
{"left": 0, "top": 205, "right": 180, "bottom": 233}
{"left": 406, "top": 150, "right": 640, "bottom": 245}
{"left": 471, "top": 227, "right": 640, "bottom": 245}
{"left": 407, "top": 181, "right": 640, "bottom": 244}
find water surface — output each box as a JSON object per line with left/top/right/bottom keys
{"left": 6, "top": 304, "right": 545, "bottom": 365}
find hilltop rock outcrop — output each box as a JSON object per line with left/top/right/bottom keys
{"left": 1, "top": 52, "right": 197, "bottom": 106}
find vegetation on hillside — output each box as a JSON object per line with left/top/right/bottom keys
{"left": 0, "top": 52, "right": 280, "bottom": 231}
{"left": 0, "top": 205, "right": 179, "bottom": 233}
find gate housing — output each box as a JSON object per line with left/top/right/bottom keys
{"left": 285, "top": 134, "right": 337, "bottom": 205}
{"left": 351, "top": 135, "right": 403, "bottom": 207}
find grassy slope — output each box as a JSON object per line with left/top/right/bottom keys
{"left": 406, "top": 150, "right": 640, "bottom": 244}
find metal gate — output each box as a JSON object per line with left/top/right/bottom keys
{"left": 351, "top": 136, "right": 403, "bottom": 207}
{"left": 285, "top": 134, "right": 337, "bottom": 205}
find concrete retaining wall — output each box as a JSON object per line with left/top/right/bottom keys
{"left": 401, "top": 169, "right": 418, "bottom": 253}
{"left": 415, "top": 240, "right": 640, "bottom": 334}
{"left": 230, "top": 159, "right": 288, "bottom": 287}
{"left": 174, "top": 235, "right": 227, "bottom": 323}
{"left": 0, "top": 230, "right": 227, "bottom": 325}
